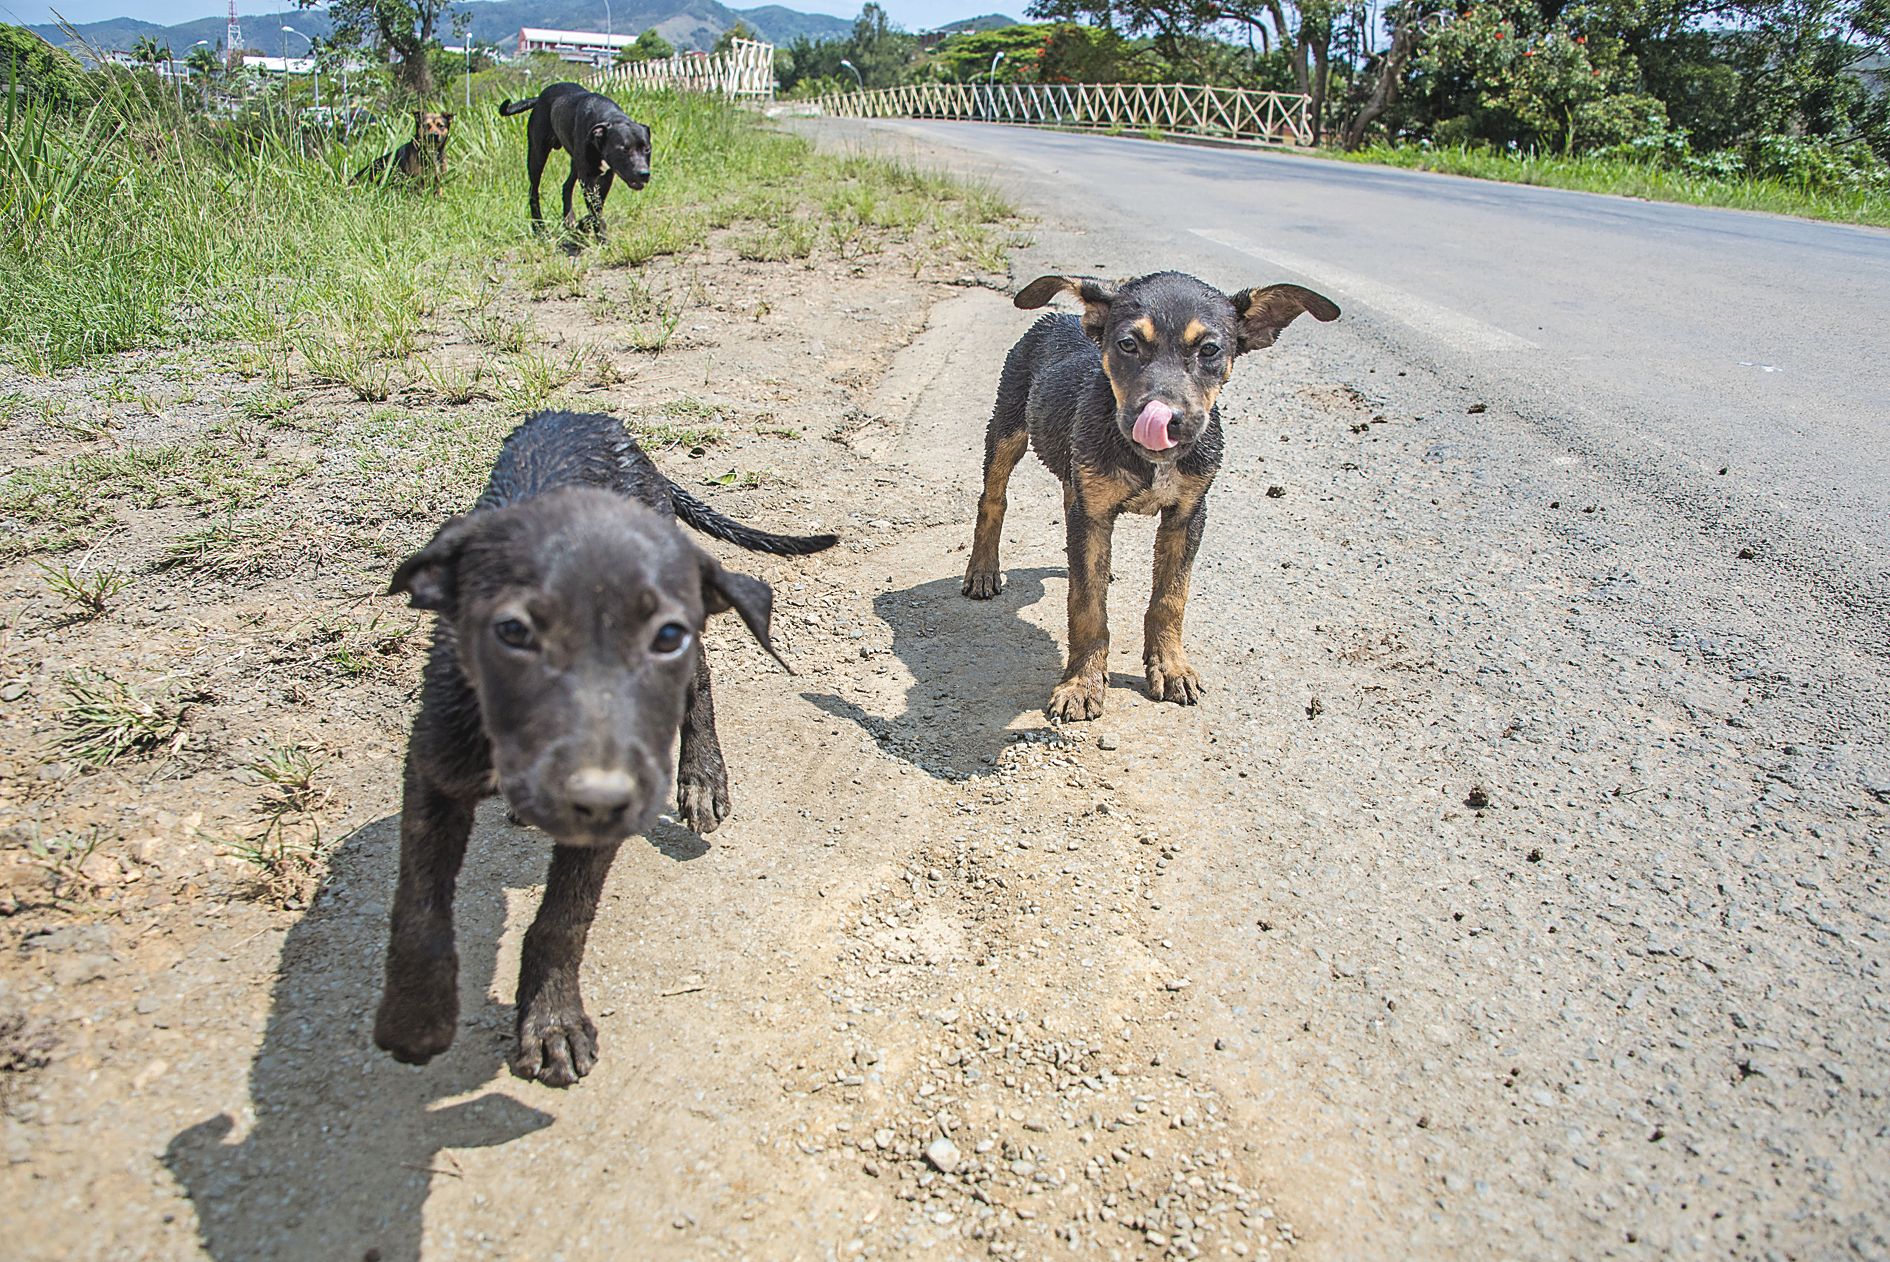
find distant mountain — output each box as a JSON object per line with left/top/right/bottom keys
{"left": 25, "top": 0, "right": 852, "bottom": 58}
{"left": 929, "top": 13, "right": 1021, "bottom": 34}
{"left": 732, "top": 4, "right": 859, "bottom": 42}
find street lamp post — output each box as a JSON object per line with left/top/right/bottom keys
{"left": 839, "top": 57, "right": 863, "bottom": 90}
{"left": 978, "top": 51, "right": 1004, "bottom": 119}
{"left": 453, "top": 10, "right": 473, "bottom": 112}
{"left": 603, "top": 0, "right": 611, "bottom": 39}
{"left": 282, "top": 25, "right": 319, "bottom": 112}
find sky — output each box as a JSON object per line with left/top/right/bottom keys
{"left": 0, "top": 0, "right": 999, "bottom": 31}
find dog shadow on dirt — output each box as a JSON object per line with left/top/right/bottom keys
{"left": 804, "top": 566, "right": 1146, "bottom": 779}
{"left": 162, "top": 806, "right": 655, "bottom": 1262}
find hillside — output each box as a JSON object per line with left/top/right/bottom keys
{"left": 26, "top": 0, "right": 852, "bottom": 57}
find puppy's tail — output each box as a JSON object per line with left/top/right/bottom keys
{"left": 666, "top": 481, "right": 838, "bottom": 557}
{"left": 498, "top": 95, "right": 538, "bottom": 117}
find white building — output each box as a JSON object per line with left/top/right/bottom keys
{"left": 516, "top": 27, "right": 636, "bottom": 66}
{"left": 241, "top": 54, "right": 315, "bottom": 75}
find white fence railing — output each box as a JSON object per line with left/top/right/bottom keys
{"left": 815, "top": 81, "right": 1313, "bottom": 146}
{"left": 595, "top": 38, "right": 775, "bottom": 100}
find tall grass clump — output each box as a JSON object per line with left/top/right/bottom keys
{"left": 1, "top": 86, "right": 520, "bottom": 373}
{"left": 1, "top": 82, "right": 1010, "bottom": 376}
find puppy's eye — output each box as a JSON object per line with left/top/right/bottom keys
{"left": 1115, "top": 337, "right": 1138, "bottom": 355}
{"left": 1199, "top": 342, "right": 1222, "bottom": 360}
{"left": 651, "top": 622, "right": 691, "bottom": 655}
{"left": 493, "top": 617, "right": 536, "bottom": 650}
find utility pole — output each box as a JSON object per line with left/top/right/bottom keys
{"left": 453, "top": 9, "right": 472, "bottom": 112}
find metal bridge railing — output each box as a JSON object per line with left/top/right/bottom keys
{"left": 594, "top": 38, "right": 776, "bottom": 100}
{"left": 814, "top": 81, "right": 1312, "bottom": 147}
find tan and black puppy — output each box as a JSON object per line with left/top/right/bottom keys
{"left": 355, "top": 110, "right": 455, "bottom": 196}
{"left": 963, "top": 270, "right": 1339, "bottom": 722}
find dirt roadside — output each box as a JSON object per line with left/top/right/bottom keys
{"left": 0, "top": 162, "right": 1321, "bottom": 1259}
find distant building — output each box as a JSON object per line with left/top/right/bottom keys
{"left": 241, "top": 54, "right": 315, "bottom": 75}
{"left": 516, "top": 27, "right": 637, "bottom": 66}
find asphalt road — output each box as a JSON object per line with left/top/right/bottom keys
{"left": 821, "top": 120, "right": 1890, "bottom": 626}
{"left": 798, "top": 117, "right": 1890, "bottom": 1259}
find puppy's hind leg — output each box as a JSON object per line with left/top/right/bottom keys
{"left": 511, "top": 843, "right": 619, "bottom": 1087}
{"left": 963, "top": 378, "right": 1030, "bottom": 600}
{"left": 675, "top": 654, "right": 730, "bottom": 835}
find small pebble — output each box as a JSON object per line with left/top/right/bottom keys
{"left": 924, "top": 1136, "right": 961, "bottom": 1173}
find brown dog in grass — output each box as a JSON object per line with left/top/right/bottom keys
{"left": 963, "top": 270, "right": 1339, "bottom": 722}
{"left": 355, "top": 111, "right": 454, "bottom": 196}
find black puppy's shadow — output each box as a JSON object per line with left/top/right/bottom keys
{"left": 806, "top": 566, "right": 1103, "bottom": 780}
{"left": 162, "top": 805, "right": 685, "bottom": 1262}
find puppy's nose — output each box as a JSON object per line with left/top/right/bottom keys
{"left": 565, "top": 768, "right": 636, "bottom": 822}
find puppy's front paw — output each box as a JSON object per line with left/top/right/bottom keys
{"left": 1146, "top": 653, "right": 1204, "bottom": 705}
{"left": 511, "top": 994, "right": 598, "bottom": 1088}
{"left": 677, "top": 768, "right": 730, "bottom": 835}
{"left": 1047, "top": 674, "right": 1106, "bottom": 723}
{"left": 374, "top": 954, "right": 459, "bottom": 1065}
{"left": 962, "top": 566, "right": 1004, "bottom": 600}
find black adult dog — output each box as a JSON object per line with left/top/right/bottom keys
{"left": 376, "top": 410, "right": 834, "bottom": 1086}
{"left": 498, "top": 83, "right": 652, "bottom": 241}
{"left": 963, "top": 272, "right": 1339, "bottom": 722}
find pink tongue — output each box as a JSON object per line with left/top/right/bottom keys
{"left": 1134, "top": 401, "right": 1177, "bottom": 451}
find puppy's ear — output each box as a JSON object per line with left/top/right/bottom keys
{"left": 700, "top": 555, "right": 790, "bottom": 673}
{"left": 1015, "top": 275, "right": 1117, "bottom": 344}
{"left": 1228, "top": 284, "right": 1340, "bottom": 354}
{"left": 412, "top": 109, "right": 426, "bottom": 132}
{"left": 390, "top": 514, "right": 480, "bottom": 612}
{"left": 591, "top": 122, "right": 608, "bottom": 142}
{"left": 442, "top": 113, "right": 454, "bottom": 126}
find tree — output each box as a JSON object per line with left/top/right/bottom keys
{"left": 616, "top": 28, "right": 676, "bottom": 63}
{"left": 713, "top": 20, "right": 761, "bottom": 54}
{"left": 843, "top": 3, "right": 916, "bottom": 86}
{"left": 185, "top": 41, "right": 222, "bottom": 104}
{"left": 311, "top": 0, "right": 450, "bottom": 96}
{"left": 131, "top": 34, "right": 172, "bottom": 70}
{"left": 0, "top": 24, "right": 89, "bottom": 108}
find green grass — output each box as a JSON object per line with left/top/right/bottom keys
{"left": 0, "top": 440, "right": 312, "bottom": 556}
{"left": 2, "top": 89, "right": 1015, "bottom": 375}
{"left": 1333, "top": 144, "right": 1890, "bottom": 228}
{"left": 36, "top": 558, "right": 129, "bottom": 617}
{"left": 156, "top": 516, "right": 287, "bottom": 581}
{"left": 54, "top": 670, "right": 187, "bottom": 766}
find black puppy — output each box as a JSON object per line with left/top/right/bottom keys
{"left": 499, "top": 83, "right": 651, "bottom": 241}
{"left": 963, "top": 272, "right": 1339, "bottom": 722}
{"left": 376, "top": 410, "right": 835, "bottom": 1086}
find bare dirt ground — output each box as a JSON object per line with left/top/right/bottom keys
{"left": 5, "top": 120, "right": 1889, "bottom": 1262}
{"left": 1, "top": 175, "right": 1308, "bottom": 1261}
